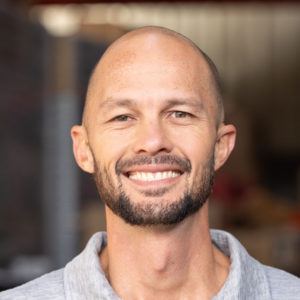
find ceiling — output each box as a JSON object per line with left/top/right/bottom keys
{"left": 25, "top": 0, "right": 300, "bottom": 5}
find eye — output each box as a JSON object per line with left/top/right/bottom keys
{"left": 172, "top": 111, "right": 190, "bottom": 118}
{"left": 113, "top": 115, "right": 131, "bottom": 122}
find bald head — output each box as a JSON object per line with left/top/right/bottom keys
{"left": 83, "top": 26, "right": 224, "bottom": 129}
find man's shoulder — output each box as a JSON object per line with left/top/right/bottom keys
{"left": 0, "top": 268, "right": 65, "bottom": 300}
{"left": 211, "top": 229, "right": 300, "bottom": 299}
{"left": 263, "top": 265, "right": 300, "bottom": 299}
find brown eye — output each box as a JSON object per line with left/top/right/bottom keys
{"left": 172, "top": 111, "right": 188, "bottom": 118}
{"left": 114, "top": 115, "right": 130, "bottom": 122}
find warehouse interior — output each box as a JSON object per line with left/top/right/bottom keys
{"left": 0, "top": 0, "right": 299, "bottom": 290}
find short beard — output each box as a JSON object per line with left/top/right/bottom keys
{"left": 93, "top": 154, "right": 214, "bottom": 226}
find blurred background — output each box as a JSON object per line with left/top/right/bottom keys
{"left": 0, "top": 0, "right": 300, "bottom": 291}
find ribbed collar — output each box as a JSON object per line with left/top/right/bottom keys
{"left": 64, "top": 232, "right": 119, "bottom": 300}
{"left": 64, "top": 230, "right": 271, "bottom": 300}
{"left": 211, "top": 230, "right": 271, "bottom": 299}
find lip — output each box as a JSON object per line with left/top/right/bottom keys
{"left": 121, "top": 164, "right": 184, "bottom": 188}
{"left": 122, "top": 164, "right": 184, "bottom": 176}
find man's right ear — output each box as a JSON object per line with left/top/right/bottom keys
{"left": 71, "top": 125, "right": 95, "bottom": 174}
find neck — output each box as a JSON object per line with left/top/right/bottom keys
{"left": 100, "top": 202, "right": 230, "bottom": 300}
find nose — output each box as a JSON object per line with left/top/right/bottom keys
{"left": 133, "top": 118, "right": 173, "bottom": 156}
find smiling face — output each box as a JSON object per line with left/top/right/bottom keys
{"left": 71, "top": 28, "right": 236, "bottom": 226}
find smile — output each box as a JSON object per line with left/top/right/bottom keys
{"left": 128, "top": 171, "right": 181, "bottom": 181}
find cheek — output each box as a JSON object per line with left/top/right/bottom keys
{"left": 92, "top": 130, "right": 133, "bottom": 172}
{"left": 170, "top": 126, "right": 215, "bottom": 164}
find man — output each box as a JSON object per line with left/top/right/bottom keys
{"left": 1, "top": 26, "right": 299, "bottom": 300}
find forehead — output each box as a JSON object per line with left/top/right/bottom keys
{"left": 108, "top": 38, "right": 206, "bottom": 89}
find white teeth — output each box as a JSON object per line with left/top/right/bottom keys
{"left": 129, "top": 171, "right": 180, "bottom": 181}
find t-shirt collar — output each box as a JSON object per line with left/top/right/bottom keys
{"left": 64, "top": 230, "right": 271, "bottom": 299}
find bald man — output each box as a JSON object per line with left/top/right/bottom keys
{"left": 1, "top": 26, "right": 299, "bottom": 300}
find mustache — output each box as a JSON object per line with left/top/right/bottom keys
{"left": 115, "top": 154, "right": 192, "bottom": 175}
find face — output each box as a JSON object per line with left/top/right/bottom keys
{"left": 72, "top": 33, "right": 235, "bottom": 226}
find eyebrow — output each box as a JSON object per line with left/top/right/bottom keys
{"left": 163, "top": 99, "right": 204, "bottom": 110}
{"left": 99, "top": 97, "right": 204, "bottom": 111}
{"left": 99, "top": 98, "right": 138, "bottom": 110}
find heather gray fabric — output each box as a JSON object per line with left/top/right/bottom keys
{"left": 1, "top": 230, "right": 299, "bottom": 299}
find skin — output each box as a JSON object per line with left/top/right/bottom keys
{"left": 71, "top": 27, "right": 236, "bottom": 299}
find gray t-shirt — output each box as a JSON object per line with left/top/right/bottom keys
{"left": 1, "top": 230, "right": 299, "bottom": 299}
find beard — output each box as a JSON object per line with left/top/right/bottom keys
{"left": 93, "top": 154, "right": 214, "bottom": 226}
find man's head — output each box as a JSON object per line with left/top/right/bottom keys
{"left": 71, "top": 26, "right": 236, "bottom": 226}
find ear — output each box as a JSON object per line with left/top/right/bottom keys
{"left": 71, "top": 125, "right": 95, "bottom": 174}
{"left": 214, "top": 124, "right": 236, "bottom": 171}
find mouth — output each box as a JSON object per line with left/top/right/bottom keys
{"left": 122, "top": 165, "right": 184, "bottom": 186}
{"left": 128, "top": 171, "right": 181, "bottom": 181}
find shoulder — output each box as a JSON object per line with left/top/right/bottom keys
{"left": 210, "top": 229, "right": 300, "bottom": 300}
{"left": 263, "top": 265, "right": 300, "bottom": 300}
{"left": 0, "top": 269, "right": 65, "bottom": 300}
